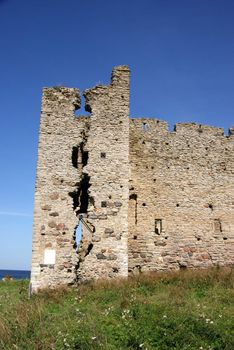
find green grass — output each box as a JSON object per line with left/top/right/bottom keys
{"left": 0, "top": 268, "right": 233, "bottom": 349}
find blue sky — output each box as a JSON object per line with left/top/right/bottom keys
{"left": 0, "top": 0, "right": 234, "bottom": 270}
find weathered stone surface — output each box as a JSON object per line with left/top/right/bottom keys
{"left": 41, "top": 205, "right": 51, "bottom": 211}
{"left": 48, "top": 221, "right": 56, "bottom": 228}
{"left": 30, "top": 66, "right": 234, "bottom": 293}
{"left": 114, "top": 201, "right": 123, "bottom": 207}
{"left": 49, "top": 193, "right": 59, "bottom": 200}
{"left": 56, "top": 223, "right": 68, "bottom": 231}
{"left": 96, "top": 253, "right": 106, "bottom": 260}
{"left": 104, "top": 228, "right": 114, "bottom": 234}
{"left": 49, "top": 212, "right": 59, "bottom": 217}
{"left": 128, "top": 117, "right": 234, "bottom": 274}
{"left": 107, "top": 254, "right": 117, "bottom": 260}
{"left": 98, "top": 214, "right": 108, "bottom": 220}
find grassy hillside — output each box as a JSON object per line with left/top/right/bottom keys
{"left": 0, "top": 268, "right": 233, "bottom": 350}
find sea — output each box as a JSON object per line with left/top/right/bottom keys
{"left": 0, "top": 270, "right": 31, "bottom": 280}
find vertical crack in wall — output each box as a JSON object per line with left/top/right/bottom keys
{"left": 72, "top": 146, "right": 79, "bottom": 168}
{"left": 69, "top": 175, "right": 91, "bottom": 215}
{"left": 75, "top": 215, "right": 95, "bottom": 282}
{"left": 78, "top": 174, "right": 91, "bottom": 214}
{"left": 69, "top": 122, "right": 96, "bottom": 283}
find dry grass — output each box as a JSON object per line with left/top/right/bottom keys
{"left": 0, "top": 267, "right": 233, "bottom": 349}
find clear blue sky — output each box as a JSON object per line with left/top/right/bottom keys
{"left": 0, "top": 0, "right": 234, "bottom": 270}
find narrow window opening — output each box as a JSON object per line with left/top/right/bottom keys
{"left": 129, "top": 194, "right": 137, "bottom": 200}
{"left": 74, "top": 95, "right": 91, "bottom": 117}
{"left": 155, "top": 219, "right": 162, "bottom": 235}
{"left": 142, "top": 122, "right": 149, "bottom": 131}
{"left": 129, "top": 193, "right": 138, "bottom": 225}
{"left": 198, "top": 125, "right": 203, "bottom": 133}
{"left": 214, "top": 219, "right": 222, "bottom": 233}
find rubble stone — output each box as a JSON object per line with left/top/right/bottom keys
{"left": 30, "top": 66, "right": 234, "bottom": 293}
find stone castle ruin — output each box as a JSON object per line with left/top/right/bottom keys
{"left": 31, "top": 66, "right": 234, "bottom": 292}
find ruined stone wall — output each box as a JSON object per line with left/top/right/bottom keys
{"left": 31, "top": 65, "right": 234, "bottom": 292}
{"left": 31, "top": 66, "right": 130, "bottom": 292}
{"left": 77, "top": 66, "right": 130, "bottom": 281}
{"left": 31, "top": 87, "right": 90, "bottom": 291}
{"left": 128, "top": 119, "right": 234, "bottom": 273}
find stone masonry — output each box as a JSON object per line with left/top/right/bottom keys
{"left": 30, "top": 66, "right": 234, "bottom": 292}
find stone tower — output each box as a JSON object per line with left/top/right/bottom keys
{"left": 31, "top": 66, "right": 130, "bottom": 292}
{"left": 31, "top": 65, "right": 234, "bottom": 292}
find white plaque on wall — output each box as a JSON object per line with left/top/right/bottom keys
{"left": 44, "top": 249, "right": 56, "bottom": 265}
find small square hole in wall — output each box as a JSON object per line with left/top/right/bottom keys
{"left": 101, "top": 152, "right": 106, "bottom": 158}
{"left": 101, "top": 201, "right": 107, "bottom": 207}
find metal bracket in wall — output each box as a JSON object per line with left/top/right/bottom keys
{"left": 79, "top": 214, "right": 94, "bottom": 234}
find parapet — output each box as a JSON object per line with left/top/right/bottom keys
{"left": 130, "top": 118, "right": 168, "bottom": 134}
{"left": 130, "top": 119, "right": 234, "bottom": 141}
{"left": 42, "top": 87, "right": 80, "bottom": 113}
{"left": 174, "top": 122, "right": 224, "bottom": 136}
